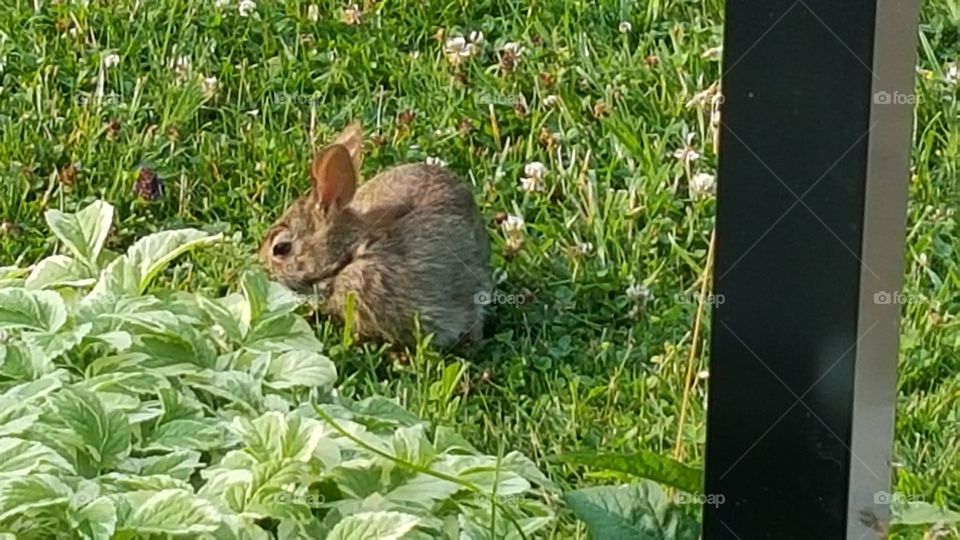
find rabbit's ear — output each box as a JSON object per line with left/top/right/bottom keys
{"left": 331, "top": 121, "right": 363, "bottom": 171}
{"left": 311, "top": 144, "right": 357, "bottom": 210}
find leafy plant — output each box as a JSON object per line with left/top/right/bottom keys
{"left": 0, "top": 201, "right": 555, "bottom": 539}
{"left": 553, "top": 451, "right": 703, "bottom": 495}
{"left": 563, "top": 482, "right": 699, "bottom": 540}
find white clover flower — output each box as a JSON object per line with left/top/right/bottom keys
{"left": 307, "top": 4, "right": 320, "bottom": 22}
{"left": 626, "top": 282, "right": 651, "bottom": 303}
{"left": 444, "top": 35, "right": 480, "bottom": 65}
{"left": 697, "top": 369, "right": 710, "bottom": 380}
{"left": 501, "top": 41, "right": 524, "bottom": 56}
{"left": 171, "top": 55, "right": 191, "bottom": 76}
{"left": 238, "top": 0, "right": 256, "bottom": 17}
{"left": 520, "top": 177, "right": 543, "bottom": 193}
{"left": 619, "top": 21, "right": 632, "bottom": 34}
{"left": 702, "top": 46, "right": 723, "bottom": 61}
{"left": 576, "top": 242, "right": 593, "bottom": 255}
{"left": 426, "top": 156, "right": 448, "bottom": 167}
{"left": 343, "top": 4, "right": 361, "bottom": 25}
{"left": 167, "top": 55, "right": 192, "bottom": 82}
{"left": 502, "top": 214, "right": 525, "bottom": 234}
{"left": 519, "top": 161, "right": 548, "bottom": 192}
{"left": 468, "top": 31, "right": 484, "bottom": 45}
{"left": 690, "top": 172, "right": 717, "bottom": 198}
{"left": 543, "top": 94, "right": 559, "bottom": 107}
{"left": 673, "top": 133, "right": 701, "bottom": 163}
{"left": 102, "top": 53, "right": 120, "bottom": 69}
{"left": 524, "top": 161, "right": 548, "bottom": 180}
{"left": 201, "top": 76, "right": 218, "bottom": 97}
{"left": 945, "top": 62, "right": 959, "bottom": 85}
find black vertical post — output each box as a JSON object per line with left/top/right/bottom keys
{"left": 703, "top": 1, "right": 920, "bottom": 538}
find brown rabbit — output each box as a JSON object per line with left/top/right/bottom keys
{"left": 259, "top": 122, "right": 491, "bottom": 348}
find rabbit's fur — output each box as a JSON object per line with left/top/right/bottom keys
{"left": 259, "top": 123, "right": 491, "bottom": 347}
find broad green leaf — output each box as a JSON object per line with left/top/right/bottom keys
{"left": 1, "top": 374, "right": 63, "bottom": 402}
{"left": 0, "top": 402, "right": 39, "bottom": 438}
{"left": 25, "top": 255, "right": 96, "bottom": 290}
{"left": 265, "top": 350, "right": 337, "bottom": 390}
{"left": 332, "top": 461, "right": 387, "bottom": 499}
{"left": 327, "top": 511, "right": 421, "bottom": 540}
{"left": 22, "top": 322, "right": 92, "bottom": 361}
{"left": 198, "top": 451, "right": 258, "bottom": 502}
{"left": 232, "top": 412, "right": 326, "bottom": 463}
{"left": 77, "top": 371, "right": 170, "bottom": 395}
{"left": 434, "top": 425, "right": 479, "bottom": 454}
{"left": 101, "top": 472, "right": 193, "bottom": 492}
{"left": 386, "top": 473, "right": 460, "bottom": 504}
{"left": 0, "top": 288, "right": 67, "bottom": 332}
{"left": 0, "top": 341, "right": 54, "bottom": 382}
{"left": 500, "top": 451, "right": 558, "bottom": 492}
{"left": 266, "top": 281, "right": 304, "bottom": 314}
{"left": 241, "top": 271, "right": 271, "bottom": 325}
{"left": 441, "top": 456, "right": 530, "bottom": 495}
{"left": 231, "top": 459, "right": 312, "bottom": 520}
{"left": 91, "top": 229, "right": 221, "bottom": 297}
{"left": 44, "top": 200, "right": 114, "bottom": 269}
{"left": 70, "top": 495, "right": 117, "bottom": 540}
{"left": 102, "top": 309, "right": 184, "bottom": 335}
{"left": 0, "top": 474, "right": 73, "bottom": 521}
{"left": 133, "top": 330, "right": 217, "bottom": 371}
{"left": 459, "top": 503, "right": 554, "bottom": 540}
{"left": 0, "top": 376, "right": 64, "bottom": 436}
{"left": 213, "top": 514, "right": 274, "bottom": 540}
{"left": 147, "top": 419, "right": 224, "bottom": 451}
{"left": 184, "top": 370, "right": 263, "bottom": 414}
{"left": 891, "top": 500, "right": 960, "bottom": 525}
{"left": 45, "top": 387, "right": 131, "bottom": 469}
{"left": 333, "top": 396, "right": 422, "bottom": 428}
{"left": 137, "top": 450, "right": 204, "bottom": 480}
{"left": 114, "top": 489, "right": 222, "bottom": 536}
{"left": 0, "top": 437, "right": 75, "bottom": 476}
{"left": 392, "top": 425, "right": 436, "bottom": 467}
{"left": 197, "top": 294, "right": 244, "bottom": 342}
{"left": 157, "top": 387, "right": 205, "bottom": 424}
{"left": 90, "top": 330, "right": 133, "bottom": 351}
{"left": 96, "top": 391, "right": 140, "bottom": 412}
{"left": 553, "top": 451, "right": 702, "bottom": 494}
{"left": 564, "top": 482, "right": 700, "bottom": 540}
{"left": 245, "top": 313, "right": 323, "bottom": 353}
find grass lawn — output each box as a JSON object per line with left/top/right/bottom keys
{"left": 1, "top": 0, "right": 959, "bottom": 537}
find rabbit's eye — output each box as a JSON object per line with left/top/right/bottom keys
{"left": 272, "top": 241, "right": 292, "bottom": 258}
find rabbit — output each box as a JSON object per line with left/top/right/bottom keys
{"left": 259, "top": 122, "right": 492, "bottom": 348}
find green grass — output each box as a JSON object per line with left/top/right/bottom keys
{"left": 1, "top": 0, "right": 958, "bottom": 537}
